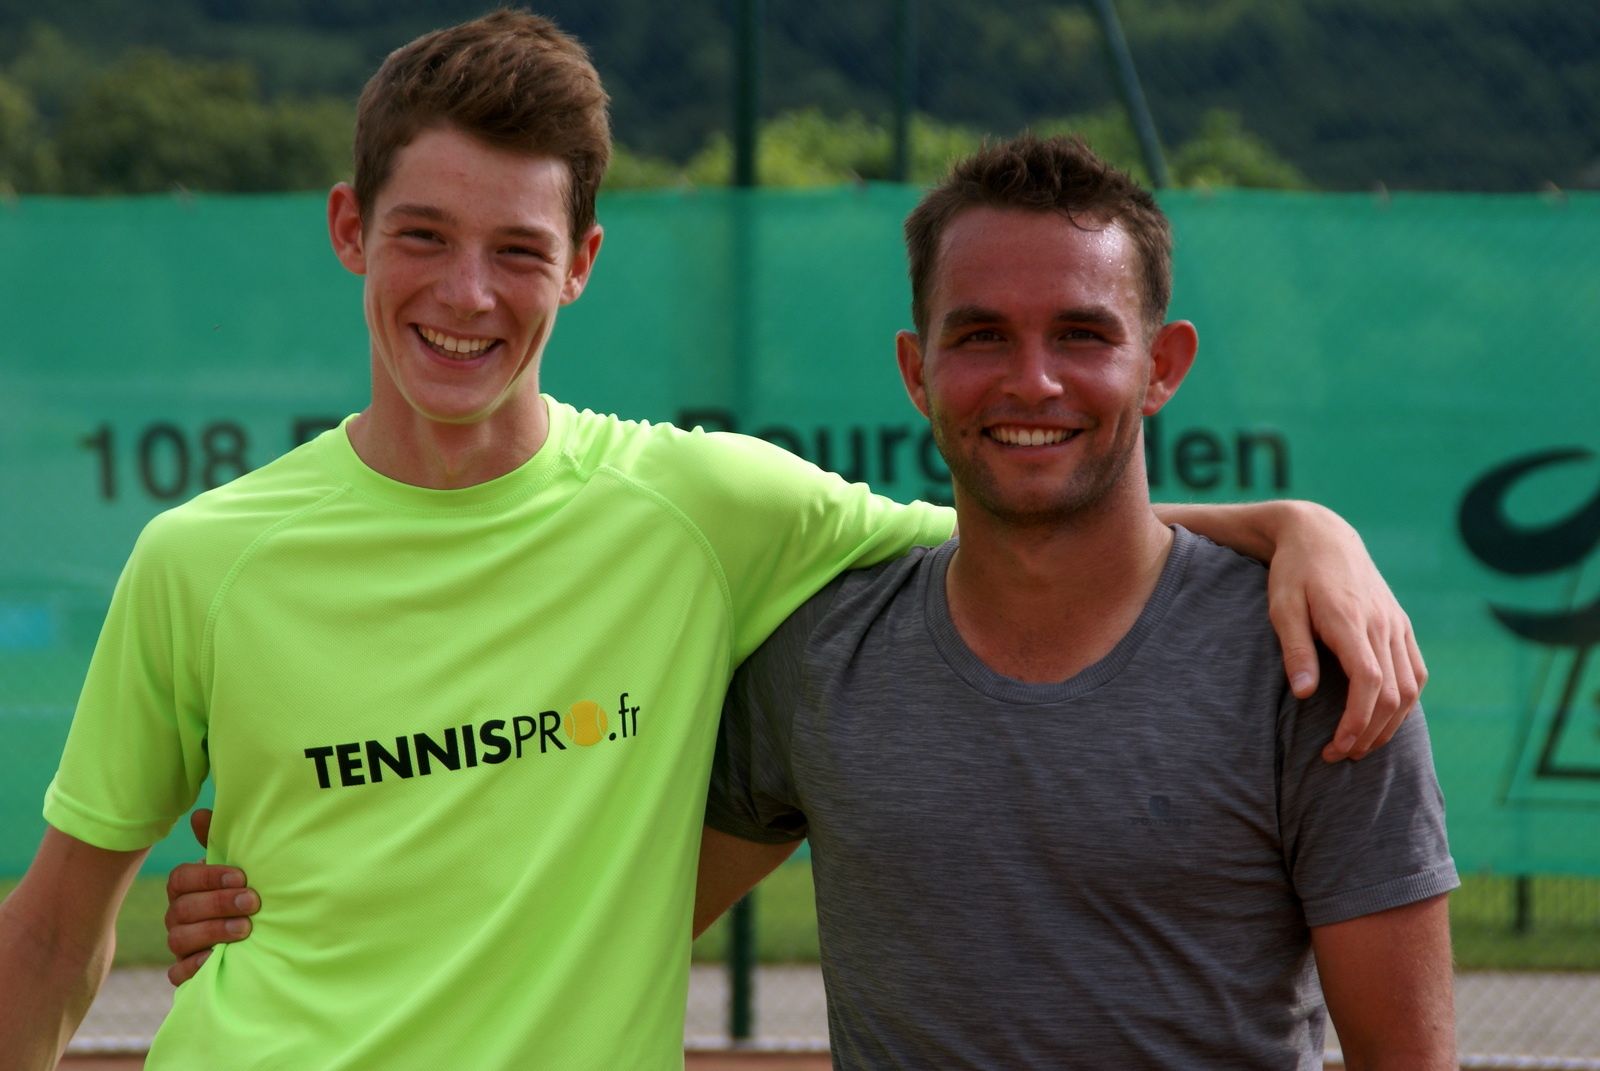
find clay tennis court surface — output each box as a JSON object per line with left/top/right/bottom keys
{"left": 60, "top": 1051, "right": 835, "bottom": 1070}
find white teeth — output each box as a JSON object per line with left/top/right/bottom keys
{"left": 419, "top": 326, "right": 495, "bottom": 356}
{"left": 991, "top": 426, "right": 1075, "bottom": 446}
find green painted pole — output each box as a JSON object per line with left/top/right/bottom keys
{"left": 734, "top": 0, "right": 763, "bottom": 187}
{"left": 729, "top": 893, "right": 756, "bottom": 1040}
{"left": 892, "top": 0, "right": 915, "bottom": 182}
{"left": 1088, "top": 0, "right": 1170, "bottom": 189}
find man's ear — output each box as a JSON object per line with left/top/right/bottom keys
{"left": 327, "top": 182, "right": 366, "bottom": 276}
{"left": 560, "top": 224, "right": 604, "bottom": 306}
{"left": 1141, "top": 320, "right": 1198, "bottom": 416}
{"left": 896, "top": 330, "right": 932, "bottom": 418}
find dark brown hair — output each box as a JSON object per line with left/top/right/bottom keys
{"left": 904, "top": 134, "right": 1172, "bottom": 336}
{"left": 353, "top": 8, "right": 611, "bottom": 241}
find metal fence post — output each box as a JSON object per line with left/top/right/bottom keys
{"left": 729, "top": 2, "right": 762, "bottom": 1033}
{"left": 734, "top": 0, "right": 763, "bottom": 187}
{"left": 892, "top": 0, "right": 916, "bottom": 183}
{"left": 1087, "top": 0, "right": 1170, "bottom": 189}
{"left": 729, "top": 892, "right": 757, "bottom": 1040}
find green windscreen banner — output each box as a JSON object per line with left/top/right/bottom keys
{"left": 1, "top": 188, "right": 1596, "bottom": 875}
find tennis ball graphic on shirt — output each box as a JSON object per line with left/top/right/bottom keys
{"left": 565, "top": 700, "right": 609, "bottom": 747}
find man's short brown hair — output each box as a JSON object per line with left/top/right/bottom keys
{"left": 904, "top": 134, "right": 1172, "bottom": 337}
{"left": 353, "top": 8, "right": 611, "bottom": 241}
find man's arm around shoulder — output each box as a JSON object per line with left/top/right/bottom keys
{"left": 1312, "top": 893, "right": 1456, "bottom": 1070}
{"left": 0, "top": 826, "right": 148, "bottom": 1069}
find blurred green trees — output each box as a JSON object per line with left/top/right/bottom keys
{"left": 52, "top": 51, "right": 350, "bottom": 194}
{"left": 1, "top": 25, "right": 352, "bottom": 196}
{"left": 0, "top": 19, "right": 1308, "bottom": 197}
{"left": 0, "top": 0, "right": 1589, "bottom": 195}
{"left": 609, "top": 109, "right": 1305, "bottom": 191}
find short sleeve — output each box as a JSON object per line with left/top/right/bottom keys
{"left": 43, "top": 515, "right": 212, "bottom": 850}
{"left": 1277, "top": 652, "right": 1459, "bottom": 928}
{"left": 705, "top": 584, "right": 842, "bottom": 844}
{"left": 670, "top": 431, "right": 952, "bottom": 664}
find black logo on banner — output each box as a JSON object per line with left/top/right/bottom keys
{"left": 1459, "top": 448, "right": 1600, "bottom": 804}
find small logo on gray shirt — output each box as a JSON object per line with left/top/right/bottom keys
{"left": 1133, "top": 794, "right": 1193, "bottom": 829}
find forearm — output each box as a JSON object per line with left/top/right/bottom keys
{"left": 0, "top": 829, "right": 147, "bottom": 1068}
{"left": 1161, "top": 497, "right": 1423, "bottom": 759}
{"left": 0, "top": 898, "right": 115, "bottom": 1070}
{"left": 1153, "top": 499, "right": 1329, "bottom": 563}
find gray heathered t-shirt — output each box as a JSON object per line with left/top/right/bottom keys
{"left": 706, "top": 526, "right": 1458, "bottom": 1070}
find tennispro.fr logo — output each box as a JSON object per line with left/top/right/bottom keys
{"left": 302, "top": 692, "right": 643, "bottom": 790}
{"left": 1459, "top": 448, "right": 1600, "bottom": 805}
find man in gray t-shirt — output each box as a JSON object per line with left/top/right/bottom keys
{"left": 700, "top": 134, "right": 1458, "bottom": 1069}
{"left": 707, "top": 532, "right": 1455, "bottom": 1068}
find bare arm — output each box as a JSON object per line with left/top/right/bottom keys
{"left": 1311, "top": 894, "right": 1455, "bottom": 1070}
{"left": 0, "top": 827, "right": 149, "bottom": 1069}
{"left": 694, "top": 826, "right": 800, "bottom": 938}
{"left": 1154, "top": 499, "right": 1426, "bottom": 760}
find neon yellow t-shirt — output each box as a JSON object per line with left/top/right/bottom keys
{"left": 45, "top": 399, "right": 952, "bottom": 1070}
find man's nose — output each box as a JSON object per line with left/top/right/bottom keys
{"left": 437, "top": 253, "right": 495, "bottom": 316}
{"left": 1003, "top": 341, "right": 1066, "bottom": 403}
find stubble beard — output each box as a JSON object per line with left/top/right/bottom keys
{"left": 931, "top": 406, "right": 1145, "bottom": 532}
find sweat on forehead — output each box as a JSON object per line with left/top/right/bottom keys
{"left": 924, "top": 208, "right": 1145, "bottom": 341}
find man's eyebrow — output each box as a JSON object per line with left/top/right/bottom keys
{"left": 385, "top": 203, "right": 452, "bottom": 224}
{"left": 1055, "top": 305, "right": 1125, "bottom": 330}
{"left": 497, "top": 223, "right": 562, "bottom": 244}
{"left": 383, "top": 204, "right": 560, "bottom": 243}
{"left": 939, "top": 305, "right": 1004, "bottom": 332}
{"left": 939, "top": 304, "right": 1128, "bottom": 332}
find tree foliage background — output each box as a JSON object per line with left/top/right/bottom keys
{"left": 0, "top": 0, "right": 1594, "bottom": 196}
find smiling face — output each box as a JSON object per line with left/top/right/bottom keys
{"left": 329, "top": 124, "right": 601, "bottom": 441}
{"left": 897, "top": 206, "right": 1195, "bottom": 530}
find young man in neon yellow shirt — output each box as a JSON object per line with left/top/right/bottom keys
{"left": 1, "top": 11, "right": 1422, "bottom": 1070}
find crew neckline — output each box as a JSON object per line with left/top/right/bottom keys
{"left": 316, "top": 395, "right": 570, "bottom": 513}
{"left": 923, "top": 526, "right": 1196, "bottom": 704}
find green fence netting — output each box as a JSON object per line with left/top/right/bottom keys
{"left": 1, "top": 187, "right": 1596, "bottom": 875}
